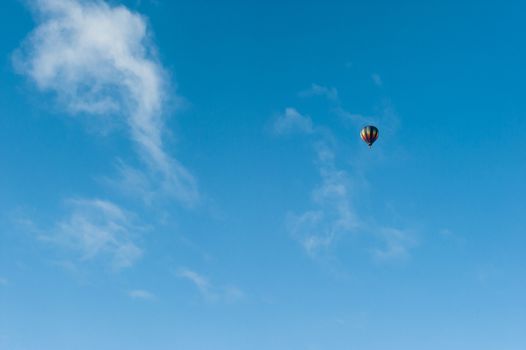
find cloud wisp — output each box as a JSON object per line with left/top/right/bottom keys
{"left": 274, "top": 107, "right": 360, "bottom": 256}
{"left": 298, "top": 83, "right": 372, "bottom": 127}
{"left": 273, "top": 107, "right": 314, "bottom": 135}
{"left": 287, "top": 140, "right": 360, "bottom": 256}
{"left": 274, "top": 105, "right": 358, "bottom": 257}
{"left": 128, "top": 289, "right": 156, "bottom": 300}
{"left": 299, "top": 83, "right": 339, "bottom": 102}
{"left": 274, "top": 93, "right": 414, "bottom": 261}
{"left": 372, "top": 227, "right": 416, "bottom": 262}
{"left": 14, "top": 0, "right": 198, "bottom": 205}
{"left": 371, "top": 73, "right": 383, "bottom": 87}
{"left": 176, "top": 267, "right": 245, "bottom": 303}
{"left": 40, "top": 198, "right": 143, "bottom": 270}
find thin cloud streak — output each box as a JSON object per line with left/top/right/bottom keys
{"left": 288, "top": 140, "right": 359, "bottom": 256}
{"left": 276, "top": 83, "right": 414, "bottom": 261}
{"left": 128, "top": 289, "right": 156, "bottom": 300}
{"left": 299, "top": 83, "right": 373, "bottom": 126}
{"left": 273, "top": 107, "right": 314, "bottom": 135}
{"left": 372, "top": 227, "right": 416, "bottom": 262}
{"left": 40, "top": 198, "right": 143, "bottom": 270}
{"left": 299, "top": 83, "right": 339, "bottom": 102}
{"left": 14, "top": 0, "right": 198, "bottom": 205}
{"left": 177, "top": 267, "right": 210, "bottom": 292}
{"left": 176, "top": 267, "right": 245, "bottom": 303}
{"left": 371, "top": 73, "right": 383, "bottom": 87}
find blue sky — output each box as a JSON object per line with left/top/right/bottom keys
{"left": 1, "top": 0, "right": 525, "bottom": 349}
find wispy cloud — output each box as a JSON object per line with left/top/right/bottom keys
{"left": 371, "top": 73, "right": 383, "bottom": 87}
{"left": 102, "top": 160, "right": 156, "bottom": 205}
{"left": 276, "top": 82, "right": 414, "bottom": 261}
{"left": 14, "top": 0, "right": 198, "bottom": 205}
{"left": 372, "top": 227, "right": 416, "bottom": 262}
{"left": 299, "top": 83, "right": 339, "bottom": 102}
{"left": 288, "top": 141, "right": 359, "bottom": 256}
{"left": 299, "top": 83, "right": 372, "bottom": 126}
{"left": 177, "top": 267, "right": 210, "bottom": 291}
{"left": 40, "top": 198, "right": 143, "bottom": 270}
{"left": 176, "top": 267, "right": 245, "bottom": 303}
{"left": 438, "top": 228, "right": 466, "bottom": 245}
{"left": 299, "top": 83, "right": 401, "bottom": 134}
{"left": 128, "top": 289, "right": 156, "bottom": 300}
{"left": 0, "top": 278, "right": 8, "bottom": 286}
{"left": 273, "top": 107, "right": 314, "bottom": 135}
{"left": 285, "top": 123, "right": 415, "bottom": 260}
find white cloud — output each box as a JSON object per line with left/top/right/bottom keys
{"left": 14, "top": 0, "right": 198, "bottom": 205}
{"left": 292, "top": 144, "right": 416, "bottom": 260}
{"left": 372, "top": 227, "right": 416, "bottom": 262}
{"left": 273, "top": 107, "right": 314, "bottom": 135}
{"left": 41, "top": 198, "right": 142, "bottom": 270}
{"left": 177, "top": 267, "right": 210, "bottom": 292}
{"left": 276, "top": 96, "right": 412, "bottom": 261}
{"left": 438, "top": 228, "right": 466, "bottom": 245}
{"left": 176, "top": 267, "right": 245, "bottom": 302}
{"left": 299, "top": 83, "right": 339, "bottom": 102}
{"left": 371, "top": 73, "right": 383, "bottom": 87}
{"left": 128, "top": 289, "right": 156, "bottom": 300}
{"left": 102, "top": 160, "right": 156, "bottom": 204}
{"left": 274, "top": 106, "right": 361, "bottom": 257}
{"left": 333, "top": 107, "right": 371, "bottom": 126}
{"left": 288, "top": 140, "right": 359, "bottom": 256}
{"left": 299, "top": 83, "right": 374, "bottom": 127}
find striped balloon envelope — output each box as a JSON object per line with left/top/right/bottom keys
{"left": 360, "top": 125, "right": 379, "bottom": 148}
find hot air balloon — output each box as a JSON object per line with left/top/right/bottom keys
{"left": 360, "top": 125, "right": 379, "bottom": 148}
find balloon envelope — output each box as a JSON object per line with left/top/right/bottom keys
{"left": 361, "top": 125, "right": 379, "bottom": 147}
